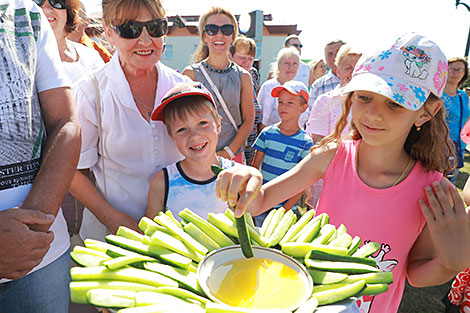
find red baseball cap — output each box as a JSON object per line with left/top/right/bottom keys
{"left": 151, "top": 82, "right": 216, "bottom": 123}
{"left": 271, "top": 80, "right": 309, "bottom": 103}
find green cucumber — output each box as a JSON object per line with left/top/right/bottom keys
{"left": 86, "top": 289, "right": 136, "bottom": 308}
{"left": 211, "top": 164, "right": 253, "bottom": 258}
{"left": 143, "top": 262, "right": 203, "bottom": 295}
{"left": 71, "top": 251, "right": 111, "bottom": 267}
{"left": 103, "top": 255, "right": 154, "bottom": 270}
{"left": 154, "top": 286, "right": 209, "bottom": 304}
{"left": 154, "top": 213, "right": 208, "bottom": 255}
{"left": 263, "top": 207, "right": 285, "bottom": 239}
{"left": 307, "top": 269, "right": 348, "bottom": 285}
{"left": 116, "top": 226, "right": 145, "bottom": 242}
{"left": 329, "top": 233, "right": 353, "bottom": 248}
{"left": 295, "top": 220, "right": 321, "bottom": 243}
{"left": 205, "top": 301, "right": 291, "bottom": 313}
{"left": 207, "top": 213, "right": 238, "bottom": 238}
{"left": 281, "top": 242, "right": 348, "bottom": 258}
{"left": 305, "top": 259, "right": 381, "bottom": 274}
{"left": 183, "top": 222, "right": 221, "bottom": 252}
{"left": 347, "top": 236, "right": 361, "bottom": 255}
{"left": 188, "top": 261, "right": 198, "bottom": 273}
{"left": 312, "top": 224, "right": 336, "bottom": 244}
{"left": 260, "top": 208, "right": 277, "bottom": 237}
{"left": 224, "top": 209, "right": 267, "bottom": 247}
{"left": 179, "top": 208, "right": 235, "bottom": 247}
{"left": 319, "top": 213, "right": 329, "bottom": 228}
{"left": 70, "top": 266, "right": 178, "bottom": 288}
{"left": 72, "top": 246, "right": 111, "bottom": 258}
{"left": 306, "top": 249, "right": 377, "bottom": 267}
{"left": 325, "top": 228, "right": 337, "bottom": 244}
{"left": 267, "top": 209, "right": 297, "bottom": 247}
{"left": 352, "top": 241, "right": 380, "bottom": 258}
{"left": 356, "top": 283, "right": 389, "bottom": 296}
{"left": 134, "top": 291, "right": 193, "bottom": 307}
{"left": 117, "top": 303, "right": 205, "bottom": 313}
{"left": 85, "top": 238, "right": 140, "bottom": 258}
{"left": 312, "top": 282, "right": 348, "bottom": 293}
{"left": 313, "top": 279, "right": 366, "bottom": 306}
{"left": 280, "top": 209, "right": 315, "bottom": 244}
{"left": 336, "top": 224, "right": 347, "bottom": 236}
{"left": 149, "top": 230, "right": 202, "bottom": 262}
{"left": 70, "top": 280, "right": 159, "bottom": 304}
{"left": 341, "top": 272, "right": 393, "bottom": 284}
{"left": 164, "top": 210, "right": 184, "bottom": 229}
{"left": 104, "top": 235, "right": 192, "bottom": 269}
{"left": 294, "top": 296, "right": 318, "bottom": 313}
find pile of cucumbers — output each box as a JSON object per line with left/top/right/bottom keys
{"left": 69, "top": 208, "right": 393, "bottom": 313}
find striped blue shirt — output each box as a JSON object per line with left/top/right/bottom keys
{"left": 253, "top": 124, "right": 313, "bottom": 184}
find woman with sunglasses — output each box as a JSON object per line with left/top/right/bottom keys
{"left": 442, "top": 57, "right": 470, "bottom": 183}
{"left": 183, "top": 6, "right": 254, "bottom": 163}
{"left": 69, "top": 0, "right": 190, "bottom": 242}
{"left": 35, "top": 0, "right": 104, "bottom": 83}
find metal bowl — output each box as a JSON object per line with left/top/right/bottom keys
{"left": 197, "top": 245, "right": 313, "bottom": 311}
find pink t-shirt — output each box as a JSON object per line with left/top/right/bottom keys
{"left": 316, "top": 140, "right": 442, "bottom": 313}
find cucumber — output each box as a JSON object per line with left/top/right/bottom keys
{"left": 328, "top": 233, "right": 353, "bottom": 248}
{"left": 307, "top": 269, "right": 348, "bottom": 285}
{"left": 70, "top": 251, "right": 111, "bottom": 267}
{"left": 352, "top": 241, "right": 380, "bottom": 258}
{"left": 336, "top": 224, "right": 347, "bottom": 236}
{"left": 154, "top": 286, "right": 209, "bottom": 304}
{"left": 179, "top": 208, "right": 235, "bottom": 247}
{"left": 263, "top": 207, "right": 285, "bottom": 239}
{"left": 281, "top": 242, "right": 348, "bottom": 258}
{"left": 294, "top": 296, "right": 318, "bottom": 313}
{"left": 305, "top": 259, "right": 381, "bottom": 274}
{"left": 70, "top": 281, "right": 159, "bottom": 304}
{"left": 312, "top": 283, "right": 349, "bottom": 293}
{"left": 280, "top": 209, "right": 315, "bottom": 244}
{"left": 295, "top": 220, "right": 321, "bottom": 243}
{"left": 103, "top": 255, "right": 154, "bottom": 270}
{"left": 325, "top": 228, "right": 337, "bottom": 244}
{"left": 260, "top": 208, "right": 277, "bottom": 237}
{"left": 312, "top": 224, "right": 336, "bottom": 244}
{"left": 347, "top": 236, "right": 361, "bottom": 255}
{"left": 154, "top": 213, "right": 208, "bottom": 255}
{"left": 149, "top": 230, "right": 202, "bottom": 262}
{"left": 356, "top": 283, "right": 389, "bottom": 296}
{"left": 224, "top": 209, "right": 267, "bottom": 247}
{"left": 306, "top": 249, "right": 377, "bottom": 267}
{"left": 73, "top": 246, "right": 111, "bottom": 258}
{"left": 188, "top": 261, "right": 198, "bottom": 273}
{"left": 105, "top": 235, "right": 192, "bottom": 269}
{"left": 205, "top": 302, "right": 291, "bottom": 313}
{"left": 116, "top": 226, "right": 145, "bottom": 242}
{"left": 319, "top": 213, "right": 329, "bottom": 228}
{"left": 164, "top": 210, "right": 184, "bottom": 229}
{"left": 138, "top": 216, "right": 160, "bottom": 234}
{"left": 134, "top": 291, "right": 192, "bottom": 306}
{"left": 70, "top": 266, "right": 178, "bottom": 288}
{"left": 117, "top": 303, "right": 205, "bottom": 313}
{"left": 313, "top": 279, "right": 366, "bottom": 306}
{"left": 143, "top": 262, "right": 203, "bottom": 295}
{"left": 183, "top": 222, "right": 221, "bottom": 252}
{"left": 244, "top": 212, "right": 255, "bottom": 229}
{"left": 86, "top": 289, "right": 136, "bottom": 308}
{"left": 85, "top": 238, "right": 141, "bottom": 258}
{"left": 266, "top": 209, "right": 296, "bottom": 247}
{"left": 341, "top": 272, "right": 393, "bottom": 284}
{"left": 207, "top": 213, "right": 238, "bottom": 238}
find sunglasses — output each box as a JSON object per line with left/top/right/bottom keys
{"left": 33, "top": 0, "right": 66, "bottom": 9}
{"left": 291, "top": 43, "right": 303, "bottom": 48}
{"left": 204, "top": 24, "right": 234, "bottom": 36}
{"left": 449, "top": 68, "right": 465, "bottom": 73}
{"left": 111, "top": 18, "right": 168, "bottom": 39}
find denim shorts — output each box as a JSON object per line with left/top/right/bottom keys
{"left": 0, "top": 248, "right": 71, "bottom": 313}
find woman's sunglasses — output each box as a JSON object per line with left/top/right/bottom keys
{"left": 111, "top": 18, "right": 168, "bottom": 39}
{"left": 204, "top": 24, "right": 234, "bottom": 36}
{"left": 33, "top": 0, "right": 66, "bottom": 9}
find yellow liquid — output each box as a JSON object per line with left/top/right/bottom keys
{"left": 208, "top": 257, "right": 305, "bottom": 309}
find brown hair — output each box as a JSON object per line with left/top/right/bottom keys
{"left": 64, "top": 0, "right": 82, "bottom": 34}
{"left": 229, "top": 35, "right": 256, "bottom": 57}
{"left": 448, "top": 57, "right": 469, "bottom": 88}
{"left": 315, "top": 92, "right": 455, "bottom": 175}
{"left": 102, "top": 0, "right": 165, "bottom": 26}
{"left": 192, "top": 6, "right": 238, "bottom": 63}
{"left": 163, "top": 96, "right": 220, "bottom": 135}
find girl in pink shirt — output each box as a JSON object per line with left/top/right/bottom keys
{"left": 216, "top": 33, "right": 470, "bottom": 313}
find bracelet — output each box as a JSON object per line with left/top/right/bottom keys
{"left": 224, "top": 146, "right": 235, "bottom": 159}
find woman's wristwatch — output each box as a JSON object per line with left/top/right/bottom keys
{"left": 224, "top": 146, "right": 235, "bottom": 159}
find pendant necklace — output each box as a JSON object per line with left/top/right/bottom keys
{"left": 133, "top": 95, "right": 154, "bottom": 118}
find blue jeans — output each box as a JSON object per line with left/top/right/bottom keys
{"left": 0, "top": 248, "right": 71, "bottom": 313}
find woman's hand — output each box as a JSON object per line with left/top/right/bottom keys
{"left": 215, "top": 165, "right": 263, "bottom": 217}
{"left": 419, "top": 181, "right": 470, "bottom": 273}
{"left": 103, "top": 209, "right": 141, "bottom": 235}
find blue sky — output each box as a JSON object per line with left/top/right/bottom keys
{"left": 83, "top": 0, "right": 470, "bottom": 62}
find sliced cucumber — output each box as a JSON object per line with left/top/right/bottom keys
{"left": 143, "top": 262, "right": 203, "bottom": 295}
{"left": 116, "top": 226, "right": 145, "bottom": 242}
{"left": 154, "top": 286, "right": 209, "bottom": 304}
{"left": 341, "top": 272, "right": 393, "bottom": 284}
{"left": 103, "top": 255, "right": 154, "bottom": 270}
{"left": 205, "top": 301, "right": 291, "bottom": 313}
{"left": 281, "top": 242, "right": 348, "bottom": 258}
{"left": 306, "top": 249, "right": 377, "bottom": 267}
{"left": 149, "top": 230, "right": 202, "bottom": 262}
{"left": 117, "top": 303, "right": 205, "bottom": 313}
{"left": 313, "top": 279, "right": 366, "bottom": 306}
{"left": 356, "top": 283, "right": 389, "bottom": 296}
{"left": 183, "top": 222, "right": 221, "bottom": 252}
{"left": 294, "top": 296, "right": 319, "bottom": 313}
{"left": 329, "top": 233, "right": 353, "bottom": 248}
{"left": 312, "top": 224, "right": 336, "bottom": 244}
{"left": 280, "top": 209, "right": 315, "bottom": 244}
{"left": 70, "top": 251, "right": 110, "bottom": 267}
{"left": 134, "top": 291, "right": 191, "bottom": 306}
{"left": 352, "top": 241, "right": 380, "bottom": 258}
{"left": 307, "top": 269, "right": 348, "bottom": 285}
{"left": 347, "top": 236, "right": 361, "bottom": 255}
{"left": 304, "top": 259, "right": 381, "bottom": 274}
{"left": 86, "top": 289, "right": 136, "bottom": 308}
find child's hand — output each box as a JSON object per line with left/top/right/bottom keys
{"left": 215, "top": 166, "right": 263, "bottom": 217}
{"left": 419, "top": 181, "right": 470, "bottom": 273}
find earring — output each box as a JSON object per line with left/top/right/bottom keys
{"left": 416, "top": 125, "right": 421, "bottom": 131}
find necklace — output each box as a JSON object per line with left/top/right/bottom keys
{"left": 133, "top": 95, "right": 154, "bottom": 117}
{"left": 391, "top": 157, "right": 413, "bottom": 187}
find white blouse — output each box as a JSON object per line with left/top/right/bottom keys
{"left": 73, "top": 53, "right": 190, "bottom": 240}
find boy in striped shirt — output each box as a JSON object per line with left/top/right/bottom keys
{"left": 252, "top": 81, "right": 313, "bottom": 226}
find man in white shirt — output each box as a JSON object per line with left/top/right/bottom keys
{"left": 0, "top": 1, "right": 81, "bottom": 312}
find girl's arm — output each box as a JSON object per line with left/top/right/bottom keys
{"left": 407, "top": 178, "right": 470, "bottom": 287}
{"left": 69, "top": 169, "right": 141, "bottom": 234}
{"left": 146, "top": 170, "right": 166, "bottom": 219}
{"left": 463, "top": 176, "right": 470, "bottom": 206}
{"left": 216, "top": 142, "right": 336, "bottom": 217}
{"left": 251, "top": 150, "right": 264, "bottom": 169}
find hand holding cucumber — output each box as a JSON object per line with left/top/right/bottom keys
{"left": 214, "top": 165, "right": 263, "bottom": 218}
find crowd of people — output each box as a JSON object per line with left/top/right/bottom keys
{"left": 1, "top": 0, "right": 470, "bottom": 312}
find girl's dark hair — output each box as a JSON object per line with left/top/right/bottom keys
{"left": 64, "top": 0, "right": 82, "bottom": 34}
{"left": 315, "top": 92, "right": 455, "bottom": 175}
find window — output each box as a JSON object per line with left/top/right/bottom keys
{"left": 163, "top": 44, "right": 173, "bottom": 59}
